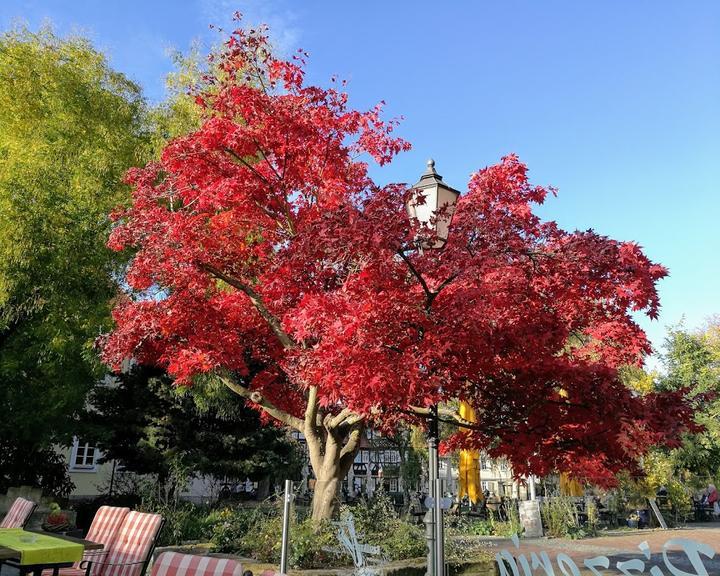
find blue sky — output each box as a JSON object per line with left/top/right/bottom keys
{"left": 2, "top": 1, "right": 718, "bottom": 365}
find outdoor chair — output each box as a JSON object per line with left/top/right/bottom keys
{"left": 77, "top": 511, "right": 163, "bottom": 576}
{"left": 0, "top": 497, "right": 37, "bottom": 529}
{"left": 151, "top": 552, "right": 244, "bottom": 576}
{"left": 42, "top": 506, "right": 132, "bottom": 576}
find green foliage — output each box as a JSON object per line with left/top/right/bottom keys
{"left": 443, "top": 516, "right": 499, "bottom": 564}
{"left": 446, "top": 502, "right": 523, "bottom": 540}
{"left": 540, "top": 496, "right": 583, "bottom": 538}
{"left": 88, "top": 365, "right": 302, "bottom": 485}
{"left": 491, "top": 501, "right": 524, "bottom": 537}
{"left": 615, "top": 321, "right": 720, "bottom": 514}
{"left": 287, "top": 518, "right": 338, "bottom": 569}
{"left": 342, "top": 490, "right": 426, "bottom": 562}
{"left": 151, "top": 500, "right": 208, "bottom": 547}
{"left": 147, "top": 44, "right": 206, "bottom": 155}
{"left": 585, "top": 499, "right": 599, "bottom": 533}
{"left": 205, "top": 506, "right": 264, "bottom": 553}
{"left": 466, "top": 519, "right": 495, "bottom": 536}
{"left": 0, "top": 26, "right": 148, "bottom": 328}
{"left": 203, "top": 491, "right": 425, "bottom": 568}
{"left": 211, "top": 502, "right": 338, "bottom": 569}
{"left": 135, "top": 461, "right": 204, "bottom": 546}
{"left": 0, "top": 25, "right": 151, "bottom": 494}
{"left": 656, "top": 322, "right": 720, "bottom": 480}
{"left": 446, "top": 515, "right": 493, "bottom": 536}
{"left": 0, "top": 447, "right": 76, "bottom": 498}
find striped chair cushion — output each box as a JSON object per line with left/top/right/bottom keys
{"left": 151, "top": 553, "right": 244, "bottom": 576}
{"left": 48, "top": 569, "right": 87, "bottom": 576}
{"left": 86, "top": 506, "right": 132, "bottom": 549}
{"left": 81, "top": 506, "right": 131, "bottom": 574}
{"left": 42, "top": 506, "right": 132, "bottom": 576}
{"left": 0, "top": 497, "right": 36, "bottom": 528}
{"left": 100, "top": 511, "right": 163, "bottom": 576}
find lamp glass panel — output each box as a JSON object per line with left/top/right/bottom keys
{"left": 409, "top": 184, "right": 438, "bottom": 229}
{"left": 435, "top": 186, "right": 460, "bottom": 241}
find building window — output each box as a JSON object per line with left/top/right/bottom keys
{"left": 70, "top": 438, "right": 98, "bottom": 472}
{"left": 481, "top": 458, "right": 491, "bottom": 470}
{"left": 499, "top": 459, "right": 509, "bottom": 471}
{"left": 388, "top": 478, "right": 399, "bottom": 492}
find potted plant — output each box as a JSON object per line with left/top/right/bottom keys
{"left": 42, "top": 503, "right": 71, "bottom": 533}
{"left": 626, "top": 512, "right": 640, "bottom": 529}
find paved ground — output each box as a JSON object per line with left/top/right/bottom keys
{"left": 483, "top": 524, "right": 720, "bottom": 575}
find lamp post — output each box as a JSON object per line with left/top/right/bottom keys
{"left": 406, "top": 159, "right": 461, "bottom": 249}
{"left": 405, "top": 159, "right": 460, "bottom": 576}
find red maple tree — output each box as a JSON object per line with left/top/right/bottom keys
{"left": 102, "top": 24, "right": 697, "bottom": 520}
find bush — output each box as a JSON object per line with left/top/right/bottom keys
{"left": 667, "top": 481, "right": 693, "bottom": 525}
{"left": 445, "top": 515, "right": 494, "bottom": 536}
{"left": 205, "top": 505, "right": 273, "bottom": 553}
{"left": 444, "top": 515, "right": 497, "bottom": 565}
{"left": 540, "top": 496, "right": 582, "bottom": 538}
{"left": 140, "top": 500, "right": 208, "bottom": 547}
{"left": 344, "top": 491, "right": 426, "bottom": 562}
{"left": 223, "top": 490, "right": 426, "bottom": 568}
{"left": 288, "top": 518, "right": 338, "bottom": 569}
{"left": 236, "top": 509, "right": 284, "bottom": 563}
{"left": 492, "top": 501, "right": 523, "bottom": 537}
{"left": 139, "top": 490, "right": 426, "bottom": 569}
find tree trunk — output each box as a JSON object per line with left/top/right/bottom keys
{"left": 256, "top": 476, "right": 270, "bottom": 500}
{"left": 306, "top": 421, "right": 362, "bottom": 523}
{"left": 221, "top": 378, "right": 364, "bottom": 523}
{"left": 311, "top": 476, "right": 342, "bottom": 521}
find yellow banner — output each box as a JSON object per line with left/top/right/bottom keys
{"left": 458, "top": 401, "right": 482, "bottom": 504}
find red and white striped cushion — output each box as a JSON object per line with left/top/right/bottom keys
{"left": 151, "top": 553, "right": 244, "bottom": 576}
{"left": 0, "top": 497, "right": 36, "bottom": 528}
{"left": 100, "top": 511, "right": 163, "bottom": 576}
{"left": 80, "top": 506, "right": 132, "bottom": 574}
{"left": 47, "top": 568, "right": 87, "bottom": 576}
{"left": 86, "top": 506, "right": 132, "bottom": 550}
{"left": 42, "top": 506, "right": 132, "bottom": 576}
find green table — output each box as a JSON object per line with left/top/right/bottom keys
{"left": 0, "top": 529, "right": 102, "bottom": 576}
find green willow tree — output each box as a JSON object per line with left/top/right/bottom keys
{"left": 620, "top": 320, "right": 720, "bottom": 492}
{"left": 656, "top": 320, "right": 720, "bottom": 482}
{"left": 0, "top": 26, "right": 150, "bottom": 495}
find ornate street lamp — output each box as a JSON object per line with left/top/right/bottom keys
{"left": 406, "top": 159, "right": 461, "bottom": 248}
{"left": 405, "top": 160, "right": 460, "bottom": 576}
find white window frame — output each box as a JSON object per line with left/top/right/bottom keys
{"left": 69, "top": 438, "right": 99, "bottom": 472}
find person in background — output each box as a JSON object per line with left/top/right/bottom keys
{"left": 707, "top": 484, "right": 719, "bottom": 518}
{"left": 486, "top": 492, "right": 501, "bottom": 518}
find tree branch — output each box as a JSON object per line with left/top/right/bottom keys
{"left": 218, "top": 375, "right": 304, "bottom": 431}
{"left": 223, "top": 147, "right": 272, "bottom": 187}
{"left": 303, "top": 386, "right": 325, "bottom": 472}
{"left": 435, "top": 272, "right": 460, "bottom": 296}
{"left": 407, "top": 404, "right": 478, "bottom": 428}
{"left": 201, "top": 264, "right": 295, "bottom": 349}
{"left": 397, "top": 250, "right": 433, "bottom": 305}
{"left": 326, "top": 408, "right": 355, "bottom": 430}
{"left": 397, "top": 251, "right": 459, "bottom": 310}
{"left": 339, "top": 422, "right": 365, "bottom": 468}
{"left": 305, "top": 386, "right": 320, "bottom": 430}
{"left": 336, "top": 413, "right": 365, "bottom": 436}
